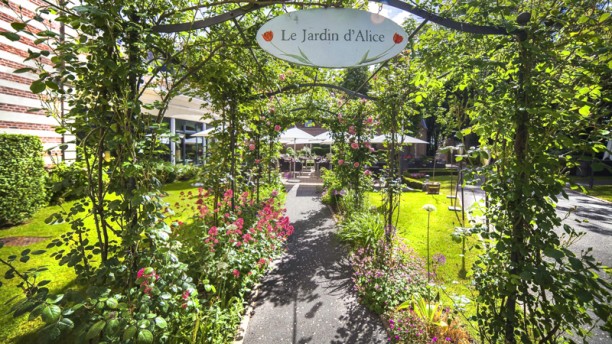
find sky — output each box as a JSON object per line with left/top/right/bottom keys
{"left": 367, "top": 2, "right": 416, "bottom": 25}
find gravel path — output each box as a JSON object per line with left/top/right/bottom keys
{"left": 241, "top": 183, "right": 387, "bottom": 344}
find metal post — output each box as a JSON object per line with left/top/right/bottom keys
{"left": 170, "top": 118, "right": 176, "bottom": 165}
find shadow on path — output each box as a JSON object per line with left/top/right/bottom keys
{"left": 243, "top": 184, "right": 386, "bottom": 344}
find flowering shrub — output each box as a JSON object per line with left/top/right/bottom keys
{"left": 350, "top": 241, "right": 427, "bottom": 314}
{"left": 385, "top": 302, "right": 473, "bottom": 344}
{"left": 172, "top": 188, "right": 293, "bottom": 308}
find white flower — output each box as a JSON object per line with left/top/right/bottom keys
{"left": 422, "top": 204, "right": 437, "bottom": 212}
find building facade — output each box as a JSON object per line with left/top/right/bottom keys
{"left": 0, "top": 0, "right": 212, "bottom": 165}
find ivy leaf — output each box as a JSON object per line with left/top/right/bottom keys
{"left": 599, "top": 12, "right": 610, "bottom": 23}
{"left": 41, "top": 304, "right": 62, "bottom": 323}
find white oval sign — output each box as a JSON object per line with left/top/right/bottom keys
{"left": 256, "top": 9, "right": 408, "bottom": 68}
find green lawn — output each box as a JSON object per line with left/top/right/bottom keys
{"left": 367, "top": 176, "right": 481, "bottom": 325}
{"left": 570, "top": 177, "right": 612, "bottom": 202}
{"left": 0, "top": 181, "right": 200, "bottom": 343}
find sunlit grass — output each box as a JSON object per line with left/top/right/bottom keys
{"left": 367, "top": 178, "right": 482, "bottom": 333}
{"left": 0, "top": 181, "right": 202, "bottom": 342}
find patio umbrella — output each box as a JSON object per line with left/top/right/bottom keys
{"left": 369, "top": 134, "right": 429, "bottom": 144}
{"left": 370, "top": 134, "right": 429, "bottom": 160}
{"left": 279, "top": 127, "right": 314, "bottom": 179}
{"left": 191, "top": 127, "right": 220, "bottom": 137}
{"left": 279, "top": 127, "right": 315, "bottom": 143}
{"left": 312, "top": 131, "right": 333, "bottom": 145}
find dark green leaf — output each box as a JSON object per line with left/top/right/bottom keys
{"left": 106, "top": 318, "right": 119, "bottom": 335}
{"left": 11, "top": 22, "right": 27, "bottom": 30}
{"left": 136, "top": 329, "right": 153, "bottom": 344}
{"left": 85, "top": 320, "right": 106, "bottom": 340}
{"left": 41, "top": 304, "right": 61, "bottom": 323}
{"left": 57, "top": 317, "right": 74, "bottom": 331}
{"left": 30, "top": 80, "right": 46, "bottom": 94}
{"left": 0, "top": 31, "right": 20, "bottom": 41}
{"left": 14, "top": 67, "right": 35, "bottom": 74}
{"left": 123, "top": 326, "right": 137, "bottom": 341}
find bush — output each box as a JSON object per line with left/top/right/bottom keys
{"left": 153, "top": 161, "right": 177, "bottom": 184}
{"left": 0, "top": 134, "right": 46, "bottom": 226}
{"left": 403, "top": 177, "right": 424, "bottom": 190}
{"left": 311, "top": 146, "right": 327, "bottom": 157}
{"left": 351, "top": 241, "right": 427, "bottom": 314}
{"left": 338, "top": 212, "right": 384, "bottom": 252}
{"left": 385, "top": 299, "right": 473, "bottom": 344}
{"left": 46, "top": 162, "right": 88, "bottom": 204}
{"left": 175, "top": 164, "right": 200, "bottom": 181}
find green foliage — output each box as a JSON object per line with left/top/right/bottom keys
{"left": 408, "top": 1, "right": 612, "bottom": 342}
{"left": 45, "top": 162, "right": 89, "bottom": 205}
{"left": 153, "top": 162, "right": 177, "bottom": 184}
{"left": 0, "top": 134, "right": 47, "bottom": 226}
{"left": 174, "top": 164, "right": 200, "bottom": 181}
{"left": 402, "top": 177, "right": 424, "bottom": 190}
{"left": 350, "top": 241, "right": 427, "bottom": 315}
{"left": 337, "top": 212, "right": 384, "bottom": 252}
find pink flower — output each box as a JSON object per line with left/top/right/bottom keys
{"left": 271, "top": 190, "right": 279, "bottom": 197}
{"left": 337, "top": 113, "right": 343, "bottom": 120}
{"left": 208, "top": 226, "right": 218, "bottom": 236}
{"left": 255, "top": 159, "right": 261, "bottom": 164}
{"left": 365, "top": 116, "right": 373, "bottom": 124}
{"left": 353, "top": 162, "right": 360, "bottom": 168}
{"left": 348, "top": 126, "right": 356, "bottom": 135}
{"left": 338, "top": 159, "right": 344, "bottom": 165}
{"left": 232, "top": 269, "right": 240, "bottom": 278}
{"left": 182, "top": 290, "right": 191, "bottom": 300}
{"left": 350, "top": 142, "right": 359, "bottom": 150}
{"left": 249, "top": 143, "right": 256, "bottom": 151}
{"left": 279, "top": 73, "right": 286, "bottom": 81}
{"left": 274, "top": 124, "right": 281, "bottom": 132}
{"left": 364, "top": 170, "right": 372, "bottom": 176}
{"left": 137, "top": 268, "right": 145, "bottom": 279}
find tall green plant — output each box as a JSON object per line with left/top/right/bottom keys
{"left": 411, "top": 1, "right": 612, "bottom": 342}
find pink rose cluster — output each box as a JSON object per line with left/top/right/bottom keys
{"left": 136, "top": 267, "right": 159, "bottom": 296}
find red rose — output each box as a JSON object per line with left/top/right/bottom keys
{"left": 393, "top": 33, "right": 403, "bottom": 44}
{"left": 262, "top": 31, "right": 273, "bottom": 42}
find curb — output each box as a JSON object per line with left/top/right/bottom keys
{"left": 233, "top": 258, "right": 280, "bottom": 344}
{"left": 565, "top": 187, "right": 612, "bottom": 205}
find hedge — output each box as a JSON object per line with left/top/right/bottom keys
{"left": 0, "top": 134, "right": 47, "bottom": 226}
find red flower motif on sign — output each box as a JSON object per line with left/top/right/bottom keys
{"left": 262, "top": 31, "right": 274, "bottom": 42}
{"left": 393, "top": 33, "right": 403, "bottom": 44}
